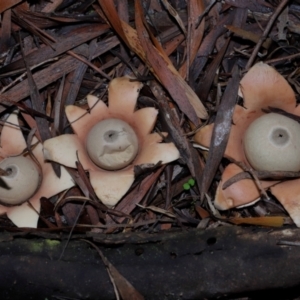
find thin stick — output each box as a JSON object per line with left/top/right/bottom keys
{"left": 265, "top": 52, "right": 300, "bottom": 65}
{"left": 58, "top": 200, "right": 87, "bottom": 260}
{"left": 245, "top": 0, "right": 290, "bottom": 70}
{"left": 230, "top": 158, "right": 270, "bottom": 201}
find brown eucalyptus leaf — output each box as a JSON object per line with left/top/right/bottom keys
{"left": 0, "top": 36, "right": 119, "bottom": 113}
{"left": 198, "top": 37, "right": 230, "bottom": 102}
{"left": 61, "top": 39, "right": 98, "bottom": 130}
{"left": 12, "top": 9, "right": 55, "bottom": 48}
{"left": 191, "top": 10, "right": 234, "bottom": 82}
{"left": 228, "top": 216, "right": 284, "bottom": 227}
{"left": 137, "top": 204, "right": 176, "bottom": 218}
{"left": 134, "top": 0, "right": 204, "bottom": 124}
{"left": 75, "top": 157, "right": 98, "bottom": 203}
{"left": 225, "top": 25, "right": 272, "bottom": 49}
{"left": 0, "top": 9, "right": 12, "bottom": 54}
{"left": 0, "top": 0, "right": 22, "bottom": 13}
{"left": 99, "top": 0, "right": 207, "bottom": 122}
{"left": 150, "top": 80, "right": 203, "bottom": 190}
{"left": 0, "top": 23, "right": 109, "bottom": 73}
{"left": 13, "top": 6, "right": 102, "bottom": 28}
{"left": 42, "top": 0, "right": 63, "bottom": 13}
{"left": 224, "top": 0, "right": 273, "bottom": 12}
{"left": 200, "top": 65, "right": 240, "bottom": 198}
{"left": 62, "top": 202, "right": 84, "bottom": 227}
{"left": 161, "top": 0, "right": 187, "bottom": 36}
{"left": 19, "top": 36, "right": 53, "bottom": 153}
{"left": 179, "top": 0, "right": 205, "bottom": 78}
{"left": 53, "top": 74, "right": 65, "bottom": 135}
{"left": 110, "top": 167, "right": 165, "bottom": 224}
{"left": 85, "top": 241, "right": 145, "bottom": 300}
{"left": 221, "top": 7, "right": 248, "bottom": 73}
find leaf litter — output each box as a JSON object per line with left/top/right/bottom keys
{"left": 1, "top": 0, "right": 300, "bottom": 297}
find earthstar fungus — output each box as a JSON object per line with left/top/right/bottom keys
{"left": 0, "top": 155, "right": 41, "bottom": 205}
{"left": 86, "top": 118, "right": 139, "bottom": 170}
{"left": 0, "top": 111, "right": 74, "bottom": 228}
{"left": 194, "top": 62, "right": 300, "bottom": 226}
{"left": 243, "top": 113, "right": 300, "bottom": 172}
{"left": 43, "top": 77, "right": 180, "bottom": 207}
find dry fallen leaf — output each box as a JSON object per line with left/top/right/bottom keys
{"left": 84, "top": 240, "right": 145, "bottom": 300}
{"left": 228, "top": 216, "right": 284, "bottom": 227}
{"left": 99, "top": 0, "right": 208, "bottom": 124}
{"left": 0, "top": 0, "right": 23, "bottom": 13}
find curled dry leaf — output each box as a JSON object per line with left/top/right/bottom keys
{"left": 194, "top": 62, "right": 300, "bottom": 226}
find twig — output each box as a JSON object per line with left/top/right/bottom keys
{"left": 245, "top": 0, "right": 290, "bottom": 70}
{"left": 229, "top": 158, "right": 270, "bottom": 201}
{"left": 58, "top": 200, "right": 87, "bottom": 260}
{"left": 77, "top": 217, "right": 175, "bottom": 229}
{"left": 223, "top": 169, "right": 300, "bottom": 189}
{"left": 68, "top": 50, "right": 112, "bottom": 81}
{"left": 265, "top": 52, "right": 300, "bottom": 65}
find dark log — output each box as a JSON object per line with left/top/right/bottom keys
{"left": 1, "top": 226, "right": 300, "bottom": 299}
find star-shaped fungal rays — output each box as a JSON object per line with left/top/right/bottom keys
{"left": 0, "top": 111, "right": 74, "bottom": 228}
{"left": 194, "top": 63, "right": 300, "bottom": 227}
{"left": 44, "top": 77, "right": 180, "bottom": 207}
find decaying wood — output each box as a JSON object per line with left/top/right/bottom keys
{"left": 1, "top": 227, "right": 300, "bottom": 299}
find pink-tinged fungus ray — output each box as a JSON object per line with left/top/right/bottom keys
{"left": 0, "top": 111, "right": 74, "bottom": 228}
{"left": 194, "top": 62, "right": 300, "bottom": 226}
{"left": 44, "top": 77, "right": 180, "bottom": 207}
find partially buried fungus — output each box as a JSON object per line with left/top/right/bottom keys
{"left": 0, "top": 111, "right": 74, "bottom": 228}
{"left": 86, "top": 118, "right": 139, "bottom": 170}
{"left": 243, "top": 113, "right": 300, "bottom": 172}
{"left": 43, "top": 77, "right": 180, "bottom": 207}
{"left": 0, "top": 156, "right": 41, "bottom": 205}
{"left": 194, "top": 62, "right": 300, "bottom": 226}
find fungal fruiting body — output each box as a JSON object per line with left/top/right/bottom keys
{"left": 43, "top": 77, "right": 180, "bottom": 207}
{"left": 86, "top": 118, "right": 139, "bottom": 170}
{"left": 0, "top": 155, "right": 42, "bottom": 205}
{"left": 194, "top": 62, "right": 300, "bottom": 226}
{"left": 0, "top": 111, "right": 74, "bottom": 228}
{"left": 243, "top": 113, "right": 300, "bottom": 172}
